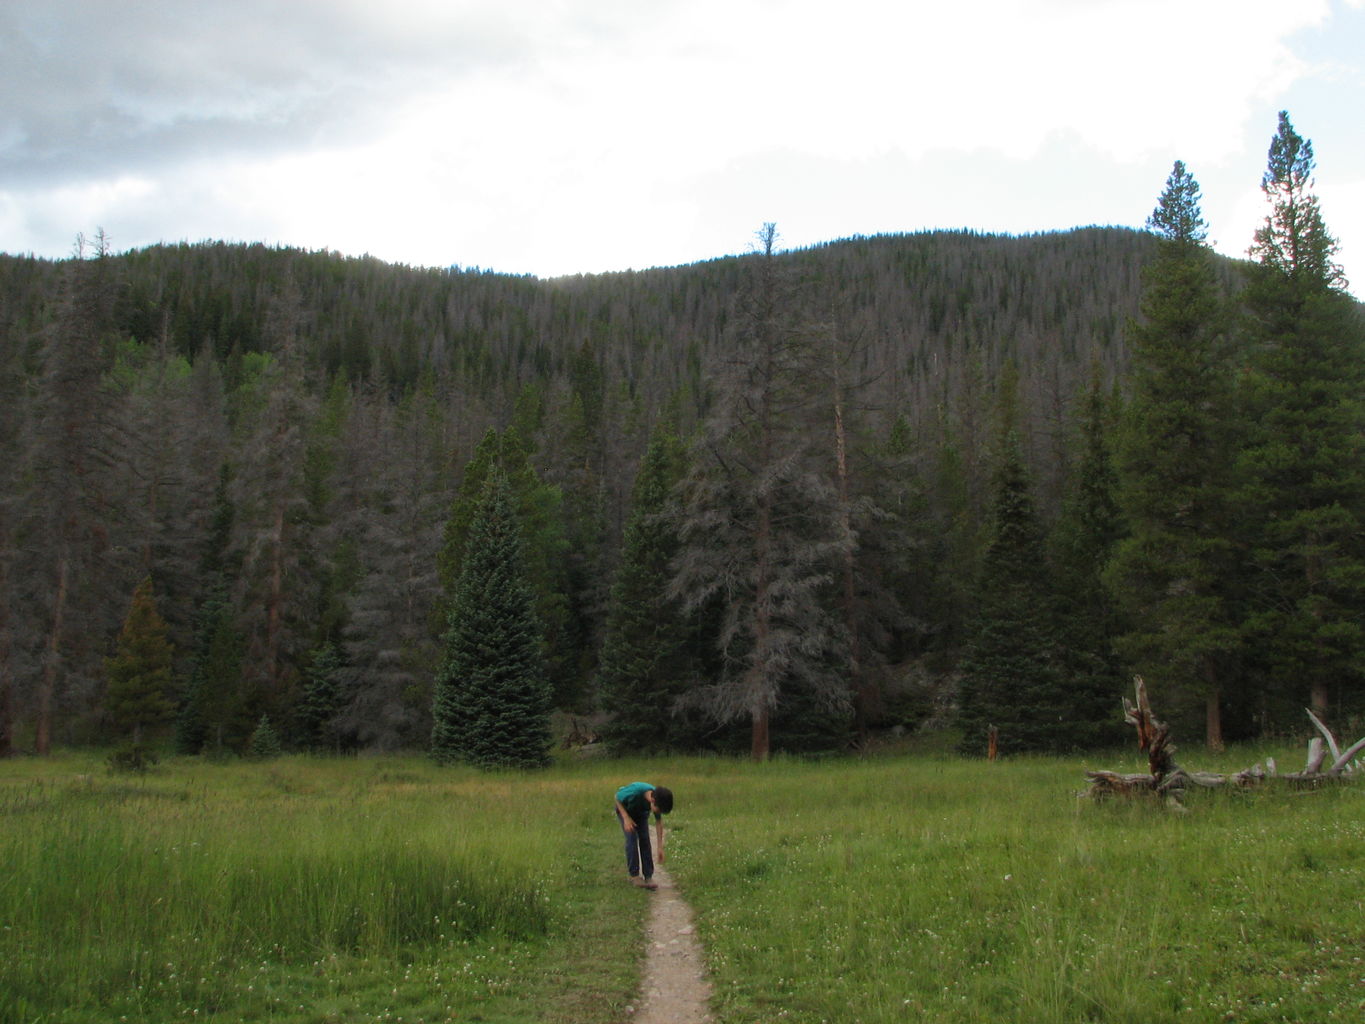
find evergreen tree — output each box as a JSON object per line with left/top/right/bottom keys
{"left": 176, "top": 465, "right": 248, "bottom": 754}
{"left": 247, "top": 713, "right": 283, "bottom": 759}
{"left": 1239, "top": 112, "right": 1365, "bottom": 723}
{"left": 1104, "top": 161, "right": 1242, "bottom": 749}
{"left": 596, "top": 428, "right": 693, "bottom": 753}
{"left": 1249, "top": 112, "right": 1346, "bottom": 289}
{"left": 671, "top": 225, "right": 851, "bottom": 760}
{"left": 25, "top": 233, "right": 127, "bottom": 754}
{"left": 296, "top": 640, "right": 345, "bottom": 752}
{"left": 104, "top": 577, "right": 175, "bottom": 744}
{"left": 431, "top": 473, "right": 551, "bottom": 769}
{"left": 437, "top": 428, "right": 502, "bottom": 594}
{"left": 228, "top": 282, "right": 322, "bottom": 731}
{"left": 871, "top": 413, "right": 939, "bottom": 665}
{"left": 1049, "top": 371, "right": 1126, "bottom": 746}
{"left": 437, "top": 427, "right": 578, "bottom": 708}
{"left": 176, "top": 578, "right": 247, "bottom": 753}
{"left": 956, "top": 431, "right": 1068, "bottom": 755}
{"left": 333, "top": 389, "right": 446, "bottom": 752}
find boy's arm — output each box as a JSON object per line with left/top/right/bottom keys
{"left": 655, "top": 818, "right": 666, "bottom": 863}
{"left": 615, "top": 800, "right": 635, "bottom": 832}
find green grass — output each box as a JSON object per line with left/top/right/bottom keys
{"left": 0, "top": 754, "right": 648, "bottom": 1024}
{"left": 3, "top": 745, "right": 1363, "bottom": 1023}
{"left": 677, "top": 748, "right": 1365, "bottom": 1023}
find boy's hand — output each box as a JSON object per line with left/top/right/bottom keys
{"left": 622, "top": 817, "right": 636, "bottom": 833}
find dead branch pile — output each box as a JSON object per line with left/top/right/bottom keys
{"left": 1083, "top": 677, "right": 1364, "bottom": 802}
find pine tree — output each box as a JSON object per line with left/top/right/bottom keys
{"left": 437, "top": 428, "right": 502, "bottom": 594}
{"left": 596, "top": 428, "right": 692, "bottom": 753}
{"left": 228, "top": 283, "right": 321, "bottom": 727}
{"left": 176, "top": 578, "right": 247, "bottom": 754}
{"left": 670, "top": 225, "right": 851, "bottom": 760}
{"left": 1239, "top": 112, "right": 1365, "bottom": 723}
{"left": 1249, "top": 112, "right": 1346, "bottom": 289}
{"left": 437, "top": 427, "right": 577, "bottom": 708}
{"left": 333, "top": 389, "right": 446, "bottom": 751}
{"left": 176, "top": 464, "right": 247, "bottom": 754}
{"left": 956, "top": 431, "right": 1067, "bottom": 755}
{"left": 296, "top": 640, "right": 345, "bottom": 752}
{"left": 247, "top": 713, "right": 283, "bottom": 759}
{"left": 431, "top": 473, "right": 552, "bottom": 769}
{"left": 104, "top": 577, "right": 175, "bottom": 744}
{"left": 27, "top": 233, "right": 126, "bottom": 754}
{"left": 1104, "top": 161, "right": 1242, "bottom": 749}
{"left": 1049, "top": 370, "right": 1126, "bottom": 746}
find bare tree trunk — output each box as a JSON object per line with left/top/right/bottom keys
{"left": 1203, "top": 656, "right": 1224, "bottom": 751}
{"left": 751, "top": 486, "right": 772, "bottom": 761}
{"left": 0, "top": 674, "right": 12, "bottom": 758}
{"left": 832, "top": 367, "right": 868, "bottom": 741}
{"left": 749, "top": 316, "right": 776, "bottom": 763}
{"left": 0, "top": 606, "right": 12, "bottom": 759}
{"left": 0, "top": 533, "right": 12, "bottom": 758}
{"left": 37, "top": 555, "right": 69, "bottom": 756}
{"left": 751, "top": 702, "right": 770, "bottom": 762}
{"left": 1205, "top": 691, "right": 1224, "bottom": 752}
{"left": 267, "top": 502, "right": 285, "bottom": 692}
{"left": 1086, "top": 682, "right": 1364, "bottom": 799}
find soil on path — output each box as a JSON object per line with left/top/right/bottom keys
{"left": 626, "top": 865, "right": 713, "bottom": 1024}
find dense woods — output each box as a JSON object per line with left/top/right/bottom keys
{"left": 1, "top": 113, "right": 1361, "bottom": 761}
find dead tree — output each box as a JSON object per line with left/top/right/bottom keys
{"left": 1083, "top": 677, "right": 1363, "bottom": 802}
{"left": 1294, "top": 708, "right": 1365, "bottom": 781}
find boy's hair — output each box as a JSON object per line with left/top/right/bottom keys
{"left": 652, "top": 786, "right": 674, "bottom": 815}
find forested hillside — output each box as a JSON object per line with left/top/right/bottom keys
{"left": 2, "top": 152, "right": 1361, "bottom": 760}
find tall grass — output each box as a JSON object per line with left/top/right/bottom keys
{"left": 0, "top": 755, "right": 641, "bottom": 1024}
{"left": 6, "top": 747, "right": 1362, "bottom": 1023}
{"left": 674, "top": 749, "right": 1365, "bottom": 1023}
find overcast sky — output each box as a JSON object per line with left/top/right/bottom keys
{"left": 3, "top": 0, "right": 1364, "bottom": 294}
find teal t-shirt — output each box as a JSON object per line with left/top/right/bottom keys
{"left": 616, "top": 782, "right": 656, "bottom": 819}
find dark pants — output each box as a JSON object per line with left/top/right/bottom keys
{"left": 616, "top": 808, "right": 653, "bottom": 879}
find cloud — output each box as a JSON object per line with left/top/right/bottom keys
{"left": 1, "top": 0, "right": 1360, "bottom": 288}
{"left": 0, "top": 0, "right": 597, "bottom": 185}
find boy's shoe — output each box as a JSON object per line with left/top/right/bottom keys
{"left": 631, "top": 876, "right": 658, "bottom": 890}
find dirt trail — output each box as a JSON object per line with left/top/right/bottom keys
{"left": 626, "top": 865, "right": 713, "bottom": 1023}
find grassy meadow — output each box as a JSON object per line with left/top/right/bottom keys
{"left": 0, "top": 753, "right": 645, "bottom": 1024}
{"left": 2, "top": 741, "right": 1363, "bottom": 1023}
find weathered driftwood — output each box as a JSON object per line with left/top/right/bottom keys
{"left": 1305, "top": 708, "right": 1365, "bottom": 774}
{"left": 1083, "top": 677, "right": 1363, "bottom": 801}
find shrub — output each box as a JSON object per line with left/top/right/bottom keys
{"left": 247, "top": 714, "right": 283, "bottom": 760}
{"left": 106, "top": 743, "right": 159, "bottom": 774}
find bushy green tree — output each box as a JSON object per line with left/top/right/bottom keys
{"left": 1050, "top": 371, "right": 1127, "bottom": 746}
{"left": 104, "top": 577, "right": 175, "bottom": 744}
{"left": 438, "top": 427, "right": 578, "bottom": 708}
{"left": 296, "top": 640, "right": 345, "bottom": 752}
{"left": 431, "top": 473, "right": 552, "bottom": 769}
{"left": 176, "top": 470, "right": 247, "bottom": 754}
{"left": 596, "top": 428, "right": 695, "bottom": 753}
{"left": 247, "top": 713, "right": 283, "bottom": 759}
{"left": 179, "top": 584, "right": 247, "bottom": 753}
{"left": 1105, "top": 161, "right": 1242, "bottom": 748}
{"left": 956, "top": 432, "right": 1068, "bottom": 755}
{"left": 1239, "top": 112, "right": 1365, "bottom": 723}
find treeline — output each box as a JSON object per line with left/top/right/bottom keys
{"left": 0, "top": 111, "right": 1360, "bottom": 760}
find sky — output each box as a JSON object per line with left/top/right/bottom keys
{"left": 3, "top": 0, "right": 1365, "bottom": 294}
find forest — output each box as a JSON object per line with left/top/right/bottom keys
{"left": 0, "top": 112, "right": 1361, "bottom": 762}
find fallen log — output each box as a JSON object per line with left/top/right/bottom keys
{"left": 1083, "top": 677, "right": 1362, "bottom": 802}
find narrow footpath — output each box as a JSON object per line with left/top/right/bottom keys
{"left": 627, "top": 865, "right": 713, "bottom": 1024}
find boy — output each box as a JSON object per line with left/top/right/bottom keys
{"left": 614, "top": 781, "right": 673, "bottom": 890}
